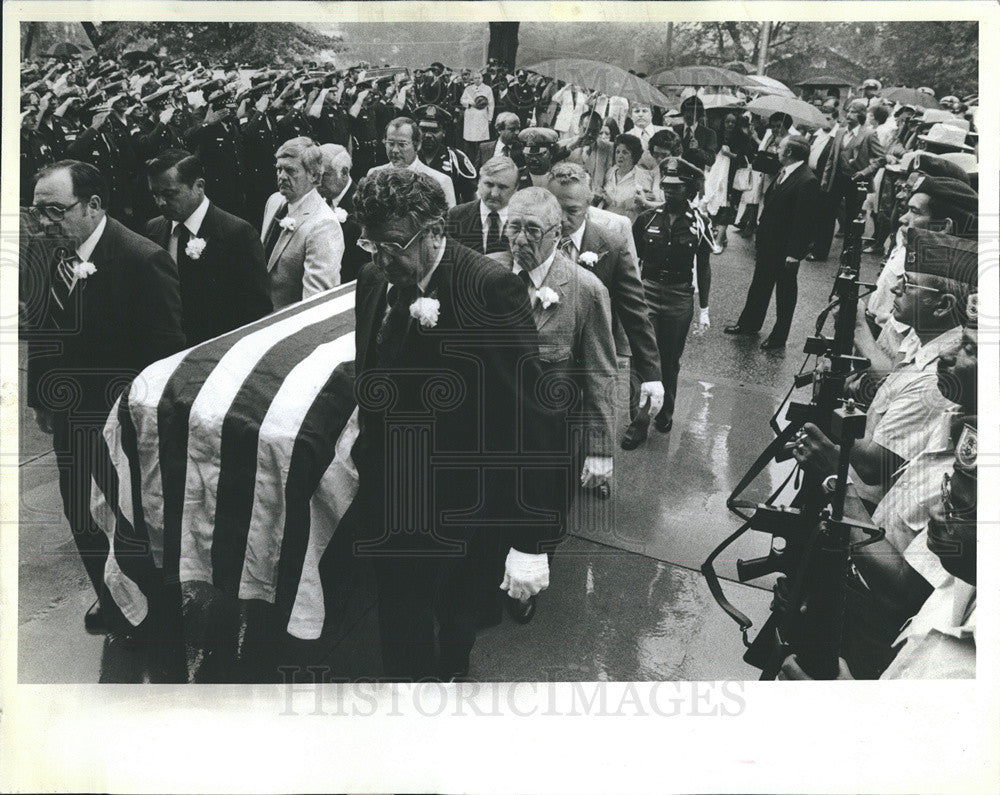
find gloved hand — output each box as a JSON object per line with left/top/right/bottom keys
{"left": 692, "top": 306, "right": 710, "bottom": 336}
{"left": 639, "top": 381, "right": 664, "bottom": 416}
{"left": 500, "top": 548, "right": 549, "bottom": 602}
{"left": 580, "top": 455, "right": 613, "bottom": 488}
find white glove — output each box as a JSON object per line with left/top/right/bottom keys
{"left": 500, "top": 548, "right": 549, "bottom": 602}
{"left": 580, "top": 455, "right": 613, "bottom": 488}
{"left": 159, "top": 107, "right": 175, "bottom": 124}
{"left": 639, "top": 381, "right": 664, "bottom": 417}
{"left": 692, "top": 306, "right": 710, "bottom": 336}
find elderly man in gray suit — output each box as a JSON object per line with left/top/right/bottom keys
{"left": 261, "top": 136, "right": 344, "bottom": 309}
{"left": 488, "top": 186, "right": 617, "bottom": 623}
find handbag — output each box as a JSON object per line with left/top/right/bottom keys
{"left": 732, "top": 166, "right": 753, "bottom": 192}
{"left": 751, "top": 151, "right": 780, "bottom": 176}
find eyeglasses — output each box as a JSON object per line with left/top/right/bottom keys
{"left": 383, "top": 139, "right": 414, "bottom": 150}
{"left": 899, "top": 272, "right": 942, "bottom": 295}
{"left": 30, "top": 199, "right": 82, "bottom": 222}
{"left": 940, "top": 470, "right": 975, "bottom": 520}
{"left": 357, "top": 226, "right": 427, "bottom": 257}
{"left": 504, "top": 221, "right": 560, "bottom": 243}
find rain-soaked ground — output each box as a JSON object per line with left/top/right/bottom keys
{"left": 18, "top": 229, "right": 868, "bottom": 683}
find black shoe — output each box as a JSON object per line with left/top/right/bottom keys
{"left": 760, "top": 337, "right": 786, "bottom": 350}
{"left": 653, "top": 414, "right": 672, "bottom": 433}
{"left": 505, "top": 594, "right": 537, "bottom": 624}
{"left": 724, "top": 324, "right": 757, "bottom": 336}
{"left": 84, "top": 598, "right": 111, "bottom": 635}
{"left": 621, "top": 416, "right": 650, "bottom": 450}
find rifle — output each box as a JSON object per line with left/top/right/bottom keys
{"left": 702, "top": 181, "right": 885, "bottom": 680}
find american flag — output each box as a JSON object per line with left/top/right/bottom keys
{"left": 91, "top": 282, "right": 360, "bottom": 641}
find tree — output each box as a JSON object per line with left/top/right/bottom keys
{"left": 488, "top": 22, "right": 519, "bottom": 69}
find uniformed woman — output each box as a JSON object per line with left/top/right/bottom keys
{"left": 632, "top": 156, "right": 713, "bottom": 433}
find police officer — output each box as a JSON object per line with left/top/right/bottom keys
{"left": 308, "top": 78, "right": 352, "bottom": 147}
{"left": 517, "top": 126, "right": 563, "bottom": 187}
{"left": 632, "top": 157, "right": 713, "bottom": 433}
{"left": 506, "top": 69, "right": 537, "bottom": 127}
{"left": 20, "top": 103, "right": 55, "bottom": 206}
{"left": 185, "top": 86, "right": 247, "bottom": 218}
{"left": 239, "top": 80, "right": 281, "bottom": 226}
{"left": 414, "top": 104, "right": 478, "bottom": 203}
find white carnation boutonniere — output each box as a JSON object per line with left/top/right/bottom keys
{"left": 73, "top": 260, "right": 97, "bottom": 280}
{"left": 536, "top": 286, "right": 560, "bottom": 310}
{"left": 278, "top": 216, "right": 297, "bottom": 232}
{"left": 409, "top": 296, "right": 441, "bottom": 328}
{"left": 185, "top": 236, "right": 207, "bottom": 260}
{"left": 332, "top": 206, "right": 348, "bottom": 223}
{"left": 578, "top": 251, "right": 599, "bottom": 267}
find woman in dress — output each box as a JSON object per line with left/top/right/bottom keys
{"left": 601, "top": 132, "right": 654, "bottom": 221}
{"left": 709, "top": 112, "right": 754, "bottom": 248}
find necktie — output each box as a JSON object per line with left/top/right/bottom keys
{"left": 501, "top": 144, "right": 510, "bottom": 158}
{"left": 263, "top": 202, "right": 289, "bottom": 261}
{"left": 376, "top": 283, "right": 420, "bottom": 363}
{"left": 49, "top": 249, "right": 78, "bottom": 321}
{"left": 516, "top": 268, "right": 535, "bottom": 306}
{"left": 559, "top": 236, "right": 577, "bottom": 262}
{"left": 172, "top": 223, "right": 191, "bottom": 264}
{"left": 485, "top": 211, "right": 504, "bottom": 254}
{"left": 684, "top": 127, "right": 692, "bottom": 148}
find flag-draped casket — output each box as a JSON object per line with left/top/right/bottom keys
{"left": 92, "top": 282, "right": 360, "bottom": 641}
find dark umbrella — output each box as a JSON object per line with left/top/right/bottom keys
{"left": 46, "top": 42, "right": 84, "bottom": 58}
{"left": 880, "top": 87, "right": 941, "bottom": 110}
{"left": 526, "top": 58, "right": 675, "bottom": 107}
{"left": 796, "top": 74, "right": 856, "bottom": 88}
{"left": 651, "top": 65, "right": 755, "bottom": 88}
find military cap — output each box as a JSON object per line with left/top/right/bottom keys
{"left": 908, "top": 152, "right": 972, "bottom": 184}
{"left": 904, "top": 226, "right": 977, "bottom": 287}
{"left": 429, "top": 61, "right": 445, "bottom": 72}
{"left": 518, "top": 127, "right": 559, "bottom": 149}
{"left": 862, "top": 78, "right": 882, "bottom": 91}
{"left": 97, "top": 62, "right": 118, "bottom": 77}
{"left": 911, "top": 175, "right": 978, "bottom": 214}
{"left": 413, "top": 104, "right": 453, "bottom": 126}
{"left": 894, "top": 103, "right": 916, "bottom": 117}
{"left": 658, "top": 157, "right": 685, "bottom": 184}
{"left": 141, "top": 82, "right": 178, "bottom": 105}
{"left": 916, "top": 86, "right": 936, "bottom": 97}
{"left": 940, "top": 95, "right": 960, "bottom": 107}
{"left": 207, "top": 89, "right": 233, "bottom": 106}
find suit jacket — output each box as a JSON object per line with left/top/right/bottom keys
{"left": 328, "top": 180, "right": 367, "bottom": 284}
{"left": 26, "top": 216, "right": 185, "bottom": 415}
{"left": 489, "top": 250, "right": 618, "bottom": 458}
{"left": 146, "top": 202, "right": 272, "bottom": 346}
{"left": 830, "top": 124, "right": 886, "bottom": 186}
{"left": 577, "top": 220, "right": 660, "bottom": 382}
{"left": 588, "top": 206, "right": 641, "bottom": 270}
{"left": 678, "top": 123, "right": 718, "bottom": 170}
{"left": 446, "top": 199, "right": 488, "bottom": 254}
{"left": 757, "top": 163, "right": 820, "bottom": 263}
{"left": 352, "top": 239, "right": 567, "bottom": 554}
{"left": 261, "top": 188, "right": 344, "bottom": 310}
{"left": 477, "top": 138, "right": 526, "bottom": 169}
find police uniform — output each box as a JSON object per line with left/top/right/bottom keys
{"left": 65, "top": 120, "right": 136, "bottom": 227}
{"left": 185, "top": 109, "right": 247, "bottom": 218}
{"left": 633, "top": 159, "right": 712, "bottom": 426}
{"left": 414, "top": 104, "right": 479, "bottom": 203}
{"left": 20, "top": 123, "right": 55, "bottom": 206}
{"left": 240, "top": 108, "right": 280, "bottom": 226}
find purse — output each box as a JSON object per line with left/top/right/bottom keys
{"left": 732, "top": 167, "right": 753, "bottom": 192}
{"left": 751, "top": 151, "right": 780, "bottom": 176}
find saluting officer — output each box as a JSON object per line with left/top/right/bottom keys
{"left": 414, "top": 104, "right": 479, "bottom": 203}
{"left": 632, "top": 157, "right": 713, "bottom": 434}
{"left": 239, "top": 81, "right": 281, "bottom": 227}
{"left": 185, "top": 87, "right": 247, "bottom": 218}
{"left": 21, "top": 105, "right": 56, "bottom": 206}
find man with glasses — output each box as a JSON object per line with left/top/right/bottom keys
{"left": 366, "top": 116, "right": 456, "bottom": 208}
{"left": 346, "top": 168, "right": 566, "bottom": 680}
{"left": 25, "top": 159, "right": 185, "bottom": 634}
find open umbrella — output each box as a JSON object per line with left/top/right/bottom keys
{"left": 745, "top": 95, "right": 826, "bottom": 128}
{"left": 525, "top": 58, "right": 674, "bottom": 107}
{"left": 651, "top": 65, "right": 755, "bottom": 88}
{"left": 880, "top": 87, "right": 940, "bottom": 110}
{"left": 45, "top": 42, "right": 84, "bottom": 58}
{"left": 796, "top": 74, "right": 855, "bottom": 88}
{"left": 744, "top": 74, "right": 796, "bottom": 97}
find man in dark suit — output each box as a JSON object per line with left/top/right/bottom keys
{"left": 807, "top": 106, "right": 841, "bottom": 261}
{"left": 475, "top": 111, "right": 524, "bottom": 169}
{"left": 318, "top": 143, "right": 368, "bottom": 283}
{"left": 546, "top": 161, "right": 663, "bottom": 450}
{"left": 346, "top": 168, "right": 566, "bottom": 680}
{"left": 726, "top": 136, "right": 820, "bottom": 349}
{"left": 145, "top": 149, "right": 272, "bottom": 346}
{"left": 446, "top": 155, "right": 519, "bottom": 255}
{"left": 677, "top": 95, "right": 718, "bottom": 171}
{"left": 26, "top": 160, "right": 186, "bottom": 632}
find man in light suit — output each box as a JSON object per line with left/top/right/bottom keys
{"left": 488, "top": 187, "right": 618, "bottom": 623}
{"left": 547, "top": 161, "right": 663, "bottom": 450}
{"left": 261, "top": 136, "right": 345, "bottom": 310}
{"left": 146, "top": 148, "right": 272, "bottom": 345}
{"left": 366, "top": 117, "right": 456, "bottom": 208}
{"left": 27, "top": 160, "right": 186, "bottom": 632}
{"left": 446, "top": 155, "right": 519, "bottom": 255}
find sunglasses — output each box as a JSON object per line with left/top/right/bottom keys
{"left": 30, "top": 199, "right": 82, "bottom": 222}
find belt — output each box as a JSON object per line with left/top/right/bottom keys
{"left": 642, "top": 269, "right": 691, "bottom": 286}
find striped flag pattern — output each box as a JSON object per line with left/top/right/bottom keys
{"left": 91, "top": 282, "right": 361, "bottom": 640}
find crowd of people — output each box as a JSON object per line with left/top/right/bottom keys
{"left": 19, "top": 49, "right": 979, "bottom": 681}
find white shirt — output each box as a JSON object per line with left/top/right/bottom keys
{"left": 77, "top": 215, "right": 107, "bottom": 262}
{"left": 633, "top": 123, "right": 665, "bottom": 151}
{"left": 493, "top": 138, "right": 513, "bottom": 159}
{"left": 330, "top": 177, "right": 353, "bottom": 208}
{"left": 169, "top": 196, "right": 210, "bottom": 262}
{"left": 512, "top": 248, "right": 556, "bottom": 304}
{"left": 559, "top": 221, "right": 587, "bottom": 263}
{"left": 809, "top": 127, "right": 836, "bottom": 170}
{"left": 479, "top": 201, "right": 509, "bottom": 252}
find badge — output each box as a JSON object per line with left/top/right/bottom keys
{"left": 956, "top": 423, "right": 977, "bottom": 469}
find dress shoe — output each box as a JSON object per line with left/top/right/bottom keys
{"left": 505, "top": 594, "right": 537, "bottom": 624}
{"left": 653, "top": 414, "right": 672, "bottom": 433}
{"left": 724, "top": 324, "right": 757, "bottom": 336}
{"left": 84, "top": 598, "right": 111, "bottom": 635}
{"left": 760, "top": 337, "right": 786, "bottom": 351}
{"left": 621, "top": 416, "right": 649, "bottom": 450}
{"left": 806, "top": 253, "right": 827, "bottom": 262}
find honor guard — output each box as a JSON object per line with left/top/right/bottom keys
{"left": 20, "top": 107, "right": 55, "bottom": 206}
{"left": 632, "top": 157, "right": 714, "bottom": 433}
{"left": 185, "top": 87, "right": 247, "bottom": 218}
{"left": 239, "top": 79, "right": 281, "bottom": 226}
{"left": 414, "top": 104, "right": 478, "bottom": 203}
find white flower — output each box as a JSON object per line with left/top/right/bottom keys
{"left": 185, "top": 236, "right": 207, "bottom": 259}
{"left": 578, "top": 251, "right": 599, "bottom": 266}
{"left": 332, "top": 206, "right": 348, "bottom": 223}
{"left": 73, "top": 260, "right": 96, "bottom": 279}
{"left": 536, "top": 286, "right": 560, "bottom": 309}
{"left": 409, "top": 296, "right": 440, "bottom": 328}
{"left": 278, "top": 216, "right": 297, "bottom": 232}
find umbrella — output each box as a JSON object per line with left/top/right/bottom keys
{"left": 651, "top": 65, "right": 755, "bottom": 88}
{"left": 796, "top": 74, "right": 856, "bottom": 88}
{"left": 525, "top": 58, "right": 674, "bottom": 107}
{"left": 122, "top": 49, "right": 159, "bottom": 66}
{"left": 45, "top": 42, "right": 84, "bottom": 58}
{"left": 744, "top": 75, "right": 796, "bottom": 97}
{"left": 694, "top": 92, "right": 743, "bottom": 109}
{"left": 745, "top": 95, "right": 826, "bottom": 128}
{"left": 880, "top": 87, "right": 940, "bottom": 110}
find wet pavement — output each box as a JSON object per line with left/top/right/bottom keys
{"left": 17, "top": 231, "right": 865, "bottom": 683}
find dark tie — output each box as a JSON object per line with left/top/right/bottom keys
{"left": 49, "top": 248, "right": 78, "bottom": 323}
{"left": 174, "top": 224, "right": 191, "bottom": 264}
{"left": 516, "top": 268, "right": 535, "bottom": 306}
{"left": 376, "top": 283, "right": 420, "bottom": 364}
{"left": 263, "top": 202, "right": 289, "bottom": 261}
{"left": 683, "top": 127, "right": 692, "bottom": 149}
{"left": 559, "top": 236, "right": 576, "bottom": 262}
{"left": 502, "top": 144, "right": 510, "bottom": 158}
{"left": 485, "top": 211, "right": 505, "bottom": 254}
